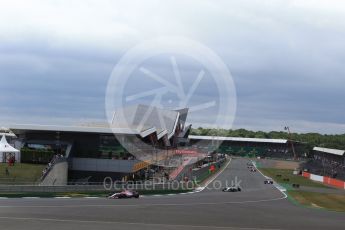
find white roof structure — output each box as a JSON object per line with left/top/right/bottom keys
{"left": 0, "top": 135, "right": 19, "bottom": 153}
{"left": 313, "top": 147, "right": 345, "bottom": 156}
{"left": 189, "top": 135, "right": 288, "bottom": 144}
{"left": 10, "top": 105, "right": 188, "bottom": 141}
{"left": 10, "top": 124, "right": 139, "bottom": 135}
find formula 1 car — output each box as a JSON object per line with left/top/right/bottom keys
{"left": 108, "top": 190, "right": 140, "bottom": 199}
{"left": 264, "top": 179, "right": 274, "bottom": 184}
{"left": 222, "top": 186, "right": 241, "bottom": 192}
{"left": 250, "top": 168, "right": 257, "bottom": 172}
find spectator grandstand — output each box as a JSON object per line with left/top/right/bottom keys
{"left": 303, "top": 147, "right": 345, "bottom": 180}
{"left": 188, "top": 135, "right": 306, "bottom": 160}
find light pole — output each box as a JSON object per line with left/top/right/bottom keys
{"left": 284, "top": 126, "right": 297, "bottom": 160}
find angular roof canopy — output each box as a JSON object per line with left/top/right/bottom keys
{"left": 0, "top": 135, "right": 19, "bottom": 153}
{"left": 10, "top": 105, "right": 188, "bottom": 141}
{"left": 313, "top": 147, "right": 345, "bottom": 156}
{"left": 111, "top": 104, "right": 187, "bottom": 139}
{"left": 10, "top": 124, "right": 138, "bottom": 135}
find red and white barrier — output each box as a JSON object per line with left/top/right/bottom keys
{"left": 310, "top": 174, "right": 323, "bottom": 183}
{"left": 302, "top": 172, "right": 345, "bottom": 189}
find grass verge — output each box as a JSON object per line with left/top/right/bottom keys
{"left": 259, "top": 168, "right": 329, "bottom": 188}
{"left": 287, "top": 190, "right": 345, "bottom": 212}
{"left": 258, "top": 166, "right": 345, "bottom": 212}
{"left": 0, "top": 163, "right": 45, "bottom": 184}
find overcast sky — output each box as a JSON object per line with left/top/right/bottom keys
{"left": 1, "top": 0, "right": 345, "bottom": 134}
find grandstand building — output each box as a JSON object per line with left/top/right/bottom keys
{"left": 188, "top": 135, "right": 306, "bottom": 159}
{"left": 303, "top": 147, "right": 345, "bottom": 180}
{"left": 9, "top": 104, "right": 190, "bottom": 183}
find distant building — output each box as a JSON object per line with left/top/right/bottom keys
{"left": 303, "top": 147, "right": 345, "bottom": 180}
{"left": 187, "top": 135, "right": 306, "bottom": 159}
{"left": 10, "top": 104, "right": 190, "bottom": 183}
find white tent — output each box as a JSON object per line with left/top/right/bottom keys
{"left": 0, "top": 135, "right": 20, "bottom": 163}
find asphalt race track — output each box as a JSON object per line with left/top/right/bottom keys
{"left": 0, "top": 158, "right": 344, "bottom": 230}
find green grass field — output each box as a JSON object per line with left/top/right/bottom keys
{"left": 259, "top": 166, "right": 345, "bottom": 212}
{"left": 288, "top": 191, "right": 345, "bottom": 212}
{"left": 0, "top": 163, "right": 45, "bottom": 184}
{"left": 259, "top": 168, "right": 329, "bottom": 188}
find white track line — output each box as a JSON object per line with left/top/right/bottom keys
{"left": 252, "top": 161, "right": 288, "bottom": 199}
{"left": 0, "top": 216, "right": 281, "bottom": 230}
{"left": 0, "top": 195, "right": 287, "bottom": 209}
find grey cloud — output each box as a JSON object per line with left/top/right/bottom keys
{"left": 0, "top": 0, "right": 344, "bottom": 134}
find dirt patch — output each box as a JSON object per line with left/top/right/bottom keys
{"left": 274, "top": 161, "right": 300, "bottom": 169}
{"left": 257, "top": 159, "right": 300, "bottom": 169}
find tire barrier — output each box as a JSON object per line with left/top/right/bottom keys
{"left": 292, "top": 184, "right": 300, "bottom": 188}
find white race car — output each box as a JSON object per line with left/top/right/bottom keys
{"left": 264, "top": 179, "right": 274, "bottom": 184}
{"left": 222, "top": 186, "right": 241, "bottom": 192}
{"left": 108, "top": 190, "right": 140, "bottom": 199}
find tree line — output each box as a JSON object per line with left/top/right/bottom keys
{"left": 190, "top": 128, "right": 345, "bottom": 150}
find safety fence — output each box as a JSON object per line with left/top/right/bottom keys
{"left": 302, "top": 172, "right": 345, "bottom": 189}
{"left": 192, "top": 158, "right": 226, "bottom": 183}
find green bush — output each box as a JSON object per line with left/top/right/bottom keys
{"left": 20, "top": 148, "right": 55, "bottom": 164}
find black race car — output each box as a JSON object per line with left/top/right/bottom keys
{"left": 264, "top": 179, "right": 274, "bottom": 184}
{"left": 222, "top": 186, "right": 241, "bottom": 192}
{"left": 108, "top": 190, "right": 140, "bottom": 199}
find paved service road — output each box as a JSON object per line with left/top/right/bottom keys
{"left": 0, "top": 158, "right": 344, "bottom": 230}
